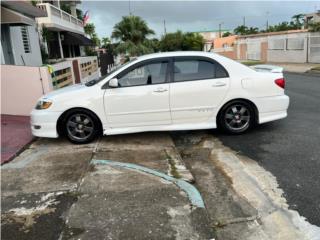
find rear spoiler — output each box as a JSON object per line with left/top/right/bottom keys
{"left": 251, "top": 64, "right": 284, "bottom": 73}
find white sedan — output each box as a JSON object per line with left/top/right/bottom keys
{"left": 31, "top": 51, "right": 289, "bottom": 144}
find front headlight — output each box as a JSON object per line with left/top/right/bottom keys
{"left": 35, "top": 99, "right": 52, "bottom": 110}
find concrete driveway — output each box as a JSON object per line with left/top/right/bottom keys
{"left": 1, "top": 133, "right": 213, "bottom": 240}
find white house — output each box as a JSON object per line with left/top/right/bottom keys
{"left": 1, "top": 1, "right": 46, "bottom": 66}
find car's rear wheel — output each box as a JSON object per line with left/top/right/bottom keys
{"left": 64, "top": 111, "right": 100, "bottom": 144}
{"left": 219, "top": 100, "right": 254, "bottom": 134}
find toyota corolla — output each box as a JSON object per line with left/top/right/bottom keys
{"left": 31, "top": 51, "right": 289, "bottom": 144}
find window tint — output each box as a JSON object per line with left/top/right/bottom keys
{"left": 174, "top": 60, "right": 215, "bottom": 82}
{"left": 215, "top": 63, "right": 228, "bottom": 78}
{"left": 118, "top": 61, "right": 168, "bottom": 87}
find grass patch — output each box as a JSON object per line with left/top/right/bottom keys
{"left": 311, "top": 66, "right": 320, "bottom": 71}
{"left": 165, "top": 151, "right": 181, "bottom": 179}
{"left": 240, "top": 60, "right": 264, "bottom": 66}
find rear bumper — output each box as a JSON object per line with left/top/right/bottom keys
{"left": 30, "top": 109, "right": 62, "bottom": 138}
{"left": 253, "top": 95, "right": 290, "bottom": 124}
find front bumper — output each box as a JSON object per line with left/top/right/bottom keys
{"left": 30, "top": 109, "right": 62, "bottom": 138}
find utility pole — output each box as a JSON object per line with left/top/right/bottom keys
{"left": 243, "top": 16, "right": 246, "bottom": 27}
{"left": 219, "top": 22, "right": 223, "bottom": 38}
{"left": 266, "top": 11, "right": 269, "bottom": 31}
{"left": 163, "top": 20, "right": 167, "bottom": 35}
{"left": 128, "top": 0, "right": 132, "bottom": 15}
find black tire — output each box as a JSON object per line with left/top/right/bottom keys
{"left": 63, "top": 110, "right": 101, "bottom": 144}
{"left": 218, "top": 100, "right": 255, "bottom": 134}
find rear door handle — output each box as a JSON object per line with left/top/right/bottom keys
{"left": 212, "top": 81, "right": 226, "bottom": 87}
{"left": 153, "top": 87, "right": 168, "bottom": 93}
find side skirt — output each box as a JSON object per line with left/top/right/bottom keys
{"left": 103, "top": 121, "right": 216, "bottom": 136}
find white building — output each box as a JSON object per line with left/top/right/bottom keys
{"left": 36, "top": 0, "right": 92, "bottom": 61}
{"left": 1, "top": 1, "right": 46, "bottom": 66}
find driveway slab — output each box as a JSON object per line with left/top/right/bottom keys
{"left": 62, "top": 163, "right": 212, "bottom": 240}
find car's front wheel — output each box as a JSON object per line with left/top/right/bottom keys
{"left": 64, "top": 110, "right": 100, "bottom": 144}
{"left": 219, "top": 101, "right": 255, "bottom": 134}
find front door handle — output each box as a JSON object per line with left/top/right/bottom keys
{"left": 212, "top": 81, "right": 226, "bottom": 87}
{"left": 153, "top": 88, "right": 168, "bottom": 93}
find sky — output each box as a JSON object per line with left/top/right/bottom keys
{"left": 81, "top": 1, "right": 320, "bottom": 39}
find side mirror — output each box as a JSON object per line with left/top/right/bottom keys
{"left": 108, "top": 78, "right": 119, "bottom": 88}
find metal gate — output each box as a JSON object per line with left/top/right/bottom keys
{"left": 99, "top": 53, "right": 115, "bottom": 76}
{"left": 308, "top": 33, "right": 320, "bottom": 63}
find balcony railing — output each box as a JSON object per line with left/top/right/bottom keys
{"left": 36, "top": 3, "right": 84, "bottom": 34}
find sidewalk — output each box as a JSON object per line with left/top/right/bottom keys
{"left": 267, "top": 62, "right": 320, "bottom": 74}
{"left": 1, "top": 115, "right": 33, "bottom": 164}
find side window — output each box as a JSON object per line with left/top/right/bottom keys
{"left": 118, "top": 61, "right": 168, "bottom": 87}
{"left": 174, "top": 60, "right": 215, "bottom": 82}
{"left": 215, "top": 63, "right": 228, "bottom": 78}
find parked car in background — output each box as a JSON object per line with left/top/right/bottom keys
{"left": 31, "top": 51, "right": 289, "bottom": 143}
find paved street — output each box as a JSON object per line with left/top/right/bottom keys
{"left": 216, "top": 72, "right": 320, "bottom": 226}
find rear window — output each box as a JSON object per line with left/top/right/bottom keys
{"left": 174, "top": 60, "right": 215, "bottom": 82}
{"left": 173, "top": 59, "right": 228, "bottom": 82}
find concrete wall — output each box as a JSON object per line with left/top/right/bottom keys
{"left": 267, "top": 32, "right": 309, "bottom": 63}
{"left": 9, "top": 25, "right": 43, "bottom": 66}
{"left": 214, "top": 35, "right": 237, "bottom": 48}
{"left": 1, "top": 65, "right": 52, "bottom": 116}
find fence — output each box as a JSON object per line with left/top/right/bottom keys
{"left": 309, "top": 34, "right": 320, "bottom": 63}
{"left": 50, "top": 61, "right": 75, "bottom": 89}
{"left": 212, "top": 31, "right": 320, "bottom": 63}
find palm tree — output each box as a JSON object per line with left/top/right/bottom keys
{"left": 291, "top": 14, "right": 305, "bottom": 28}
{"left": 84, "top": 23, "right": 95, "bottom": 38}
{"left": 234, "top": 25, "right": 248, "bottom": 35}
{"left": 101, "top": 37, "right": 111, "bottom": 48}
{"left": 112, "top": 15, "right": 155, "bottom": 56}
{"left": 247, "top": 27, "right": 259, "bottom": 34}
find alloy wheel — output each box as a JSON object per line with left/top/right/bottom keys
{"left": 66, "top": 113, "right": 94, "bottom": 141}
{"left": 224, "top": 104, "right": 251, "bottom": 131}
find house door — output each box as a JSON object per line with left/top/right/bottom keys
{"left": 1, "top": 26, "right": 14, "bottom": 65}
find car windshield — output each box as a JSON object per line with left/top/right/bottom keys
{"left": 85, "top": 58, "right": 137, "bottom": 87}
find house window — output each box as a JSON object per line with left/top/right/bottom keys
{"left": 21, "top": 26, "right": 31, "bottom": 53}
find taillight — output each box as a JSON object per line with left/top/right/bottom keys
{"left": 275, "top": 78, "right": 285, "bottom": 89}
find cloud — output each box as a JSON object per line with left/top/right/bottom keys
{"left": 81, "top": 1, "right": 319, "bottom": 38}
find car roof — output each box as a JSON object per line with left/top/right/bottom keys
{"left": 136, "top": 51, "right": 220, "bottom": 61}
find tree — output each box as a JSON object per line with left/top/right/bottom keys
{"left": 159, "top": 31, "right": 184, "bottom": 51}
{"left": 181, "top": 32, "right": 204, "bottom": 51}
{"left": 308, "top": 22, "right": 320, "bottom": 32}
{"left": 246, "top": 27, "right": 259, "bottom": 34}
{"left": 112, "top": 15, "right": 155, "bottom": 56}
{"left": 159, "top": 31, "right": 204, "bottom": 52}
{"left": 234, "top": 25, "right": 248, "bottom": 35}
{"left": 101, "top": 37, "right": 111, "bottom": 48}
{"left": 222, "top": 32, "right": 232, "bottom": 37}
{"left": 84, "top": 23, "right": 95, "bottom": 38}
{"left": 91, "top": 33, "right": 100, "bottom": 47}
{"left": 291, "top": 14, "right": 305, "bottom": 28}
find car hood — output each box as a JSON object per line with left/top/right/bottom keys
{"left": 43, "top": 84, "right": 87, "bottom": 100}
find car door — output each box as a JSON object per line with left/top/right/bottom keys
{"left": 170, "top": 56, "right": 229, "bottom": 124}
{"left": 104, "top": 58, "right": 171, "bottom": 128}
